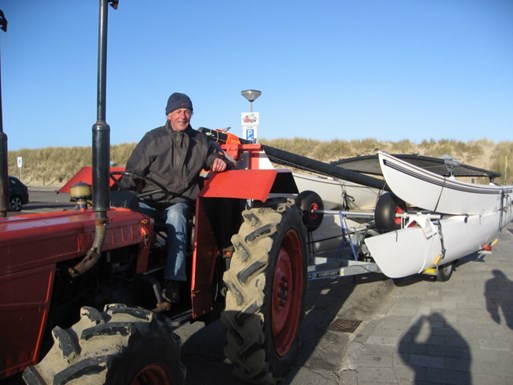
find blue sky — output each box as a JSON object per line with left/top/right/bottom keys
{"left": 1, "top": 0, "right": 512, "bottom": 150}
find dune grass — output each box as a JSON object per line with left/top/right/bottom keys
{"left": 7, "top": 138, "right": 512, "bottom": 186}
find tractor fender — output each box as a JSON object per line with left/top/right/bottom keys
{"left": 199, "top": 169, "right": 298, "bottom": 201}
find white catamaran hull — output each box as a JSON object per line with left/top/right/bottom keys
{"left": 378, "top": 151, "right": 513, "bottom": 215}
{"left": 365, "top": 209, "right": 512, "bottom": 278}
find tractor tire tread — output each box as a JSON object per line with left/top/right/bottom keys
{"left": 222, "top": 199, "right": 306, "bottom": 385}
{"left": 22, "top": 304, "right": 184, "bottom": 385}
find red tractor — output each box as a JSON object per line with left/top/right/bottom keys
{"left": 0, "top": 2, "right": 310, "bottom": 384}
{"left": 2, "top": 136, "right": 308, "bottom": 385}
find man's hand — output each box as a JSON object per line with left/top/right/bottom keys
{"left": 211, "top": 158, "right": 227, "bottom": 172}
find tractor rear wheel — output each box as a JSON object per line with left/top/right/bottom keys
{"left": 22, "top": 304, "right": 185, "bottom": 385}
{"left": 222, "top": 198, "right": 307, "bottom": 384}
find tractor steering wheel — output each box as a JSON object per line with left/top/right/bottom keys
{"left": 109, "top": 171, "right": 174, "bottom": 201}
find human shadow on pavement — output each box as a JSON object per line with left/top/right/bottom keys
{"left": 399, "top": 312, "right": 472, "bottom": 384}
{"left": 485, "top": 269, "right": 513, "bottom": 330}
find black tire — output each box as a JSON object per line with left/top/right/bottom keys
{"left": 9, "top": 195, "right": 23, "bottom": 211}
{"left": 22, "top": 304, "right": 185, "bottom": 385}
{"left": 222, "top": 198, "right": 307, "bottom": 384}
{"left": 374, "top": 192, "right": 406, "bottom": 232}
{"left": 296, "top": 190, "right": 324, "bottom": 231}
{"left": 436, "top": 262, "right": 455, "bottom": 282}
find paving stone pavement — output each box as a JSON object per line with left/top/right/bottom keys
{"left": 340, "top": 223, "right": 513, "bottom": 385}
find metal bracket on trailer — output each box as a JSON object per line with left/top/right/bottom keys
{"left": 305, "top": 209, "right": 379, "bottom": 281}
{"left": 307, "top": 258, "right": 381, "bottom": 281}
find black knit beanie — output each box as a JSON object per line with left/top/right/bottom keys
{"left": 165, "top": 92, "right": 193, "bottom": 115}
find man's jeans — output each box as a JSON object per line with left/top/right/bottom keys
{"left": 139, "top": 201, "right": 191, "bottom": 282}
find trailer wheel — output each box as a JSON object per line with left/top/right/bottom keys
{"left": 22, "top": 304, "right": 185, "bottom": 385}
{"left": 374, "top": 192, "right": 406, "bottom": 232}
{"left": 436, "top": 262, "right": 455, "bottom": 282}
{"left": 296, "top": 190, "right": 324, "bottom": 231}
{"left": 222, "top": 198, "right": 307, "bottom": 384}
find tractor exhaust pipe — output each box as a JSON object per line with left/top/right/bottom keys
{"left": 92, "top": 0, "right": 114, "bottom": 216}
{"left": 69, "top": 0, "right": 118, "bottom": 278}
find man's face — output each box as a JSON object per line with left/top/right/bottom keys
{"left": 167, "top": 108, "right": 192, "bottom": 131}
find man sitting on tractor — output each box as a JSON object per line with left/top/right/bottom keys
{"left": 123, "top": 92, "right": 227, "bottom": 307}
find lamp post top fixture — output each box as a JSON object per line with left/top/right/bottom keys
{"left": 241, "top": 89, "right": 262, "bottom": 103}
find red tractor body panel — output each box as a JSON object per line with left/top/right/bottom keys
{"left": 191, "top": 200, "right": 220, "bottom": 318}
{"left": 198, "top": 169, "right": 297, "bottom": 201}
{"left": 0, "top": 264, "right": 54, "bottom": 379}
{"left": 0, "top": 208, "right": 153, "bottom": 378}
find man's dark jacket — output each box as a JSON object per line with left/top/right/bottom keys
{"left": 124, "top": 123, "right": 220, "bottom": 204}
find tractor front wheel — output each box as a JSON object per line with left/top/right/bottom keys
{"left": 23, "top": 304, "right": 185, "bottom": 385}
{"left": 222, "top": 198, "right": 307, "bottom": 384}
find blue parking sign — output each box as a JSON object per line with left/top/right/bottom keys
{"left": 246, "top": 128, "right": 254, "bottom": 141}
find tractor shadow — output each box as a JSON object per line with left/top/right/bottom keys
{"left": 178, "top": 319, "right": 240, "bottom": 385}
{"left": 283, "top": 273, "right": 393, "bottom": 383}
{"left": 179, "top": 273, "right": 394, "bottom": 385}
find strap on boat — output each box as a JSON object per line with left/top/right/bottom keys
{"left": 435, "top": 220, "right": 447, "bottom": 261}
{"left": 336, "top": 212, "right": 358, "bottom": 261}
{"left": 433, "top": 178, "right": 446, "bottom": 213}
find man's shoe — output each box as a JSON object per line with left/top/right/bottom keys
{"left": 162, "top": 280, "right": 182, "bottom": 304}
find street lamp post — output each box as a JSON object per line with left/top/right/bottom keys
{"left": 0, "top": 10, "right": 8, "bottom": 217}
{"left": 240, "top": 89, "right": 261, "bottom": 142}
{"left": 241, "top": 89, "right": 261, "bottom": 112}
